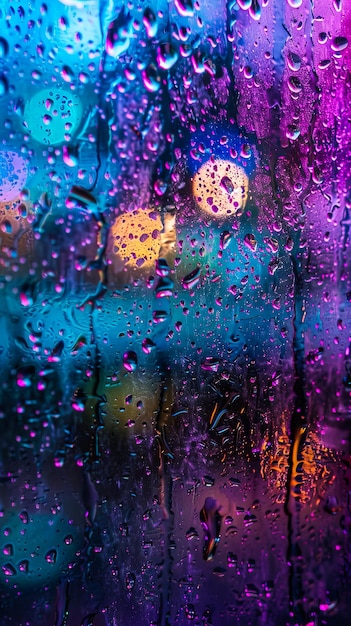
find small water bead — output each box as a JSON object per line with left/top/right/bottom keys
{"left": 45, "top": 549, "right": 57, "bottom": 564}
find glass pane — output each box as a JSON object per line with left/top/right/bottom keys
{"left": 1, "top": 1, "right": 350, "bottom": 624}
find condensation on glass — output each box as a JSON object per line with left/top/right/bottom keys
{"left": 0, "top": 0, "right": 350, "bottom": 625}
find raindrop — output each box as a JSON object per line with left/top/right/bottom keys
{"left": 142, "top": 63, "right": 161, "bottom": 92}
{"left": 125, "top": 571, "right": 136, "bottom": 591}
{"left": 185, "top": 604, "right": 196, "bottom": 619}
{"left": 237, "top": 0, "right": 252, "bottom": 9}
{"left": 287, "top": 52, "right": 301, "bottom": 71}
{"left": 2, "top": 563, "right": 16, "bottom": 576}
{"left": 61, "top": 66, "right": 74, "bottom": 83}
{"left": 19, "top": 510, "right": 29, "bottom": 524}
{"left": 142, "top": 338, "right": 156, "bottom": 354}
{"left": 18, "top": 560, "right": 29, "bottom": 573}
{"left": 123, "top": 351, "right": 138, "bottom": 372}
{"left": 45, "top": 549, "right": 57, "bottom": 564}
{"left": 220, "top": 230, "right": 232, "bottom": 250}
{"left": 106, "top": 10, "right": 132, "bottom": 58}
{"left": 288, "top": 76, "right": 302, "bottom": 94}
{"left": 0, "top": 37, "right": 9, "bottom": 57}
{"left": 287, "top": 0, "right": 302, "bottom": 7}
{"left": 63, "top": 145, "right": 79, "bottom": 167}
{"left": 3, "top": 544, "right": 13, "bottom": 556}
{"left": 244, "top": 233, "right": 257, "bottom": 251}
{"left": 174, "top": 0, "right": 194, "bottom": 17}
{"left": 0, "top": 75, "right": 8, "bottom": 97}
{"left": 186, "top": 527, "right": 199, "bottom": 540}
{"left": 220, "top": 176, "right": 234, "bottom": 194}
{"left": 249, "top": 0, "right": 261, "bottom": 20}
{"left": 331, "top": 36, "right": 348, "bottom": 52}
{"left": 318, "top": 59, "right": 331, "bottom": 69}
{"left": 157, "top": 43, "right": 178, "bottom": 70}
{"left": 181, "top": 266, "right": 201, "bottom": 289}
{"left": 143, "top": 8, "right": 158, "bottom": 38}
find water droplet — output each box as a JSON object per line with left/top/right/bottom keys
{"left": 0, "top": 75, "right": 8, "bottom": 96}
{"left": 155, "top": 258, "right": 170, "bottom": 276}
{"left": 157, "top": 43, "right": 178, "bottom": 70}
{"left": 185, "top": 604, "right": 196, "bottom": 620}
{"left": 331, "top": 36, "right": 348, "bottom": 52}
{"left": 152, "top": 310, "right": 168, "bottom": 323}
{"left": 106, "top": 10, "right": 132, "bottom": 58}
{"left": 201, "top": 358, "right": 219, "bottom": 372}
{"left": 237, "top": 0, "right": 252, "bottom": 9}
{"left": 3, "top": 544, "right": 13, "bottom": 556}
{"left": 125, "top": 571, "right": 136, "bottom": 591}
{"left": 249, "top": 0, "right": 261, "bottom": 21}
{"left": 220, "top": 176, "right": 234, "bottom": 194}
{"left": 287, "top": 52, "right": 301, "bottom": 71}
{"left": 18, "top": 559, "right": 29, "bottom": 573}
{"left": 155, "top": 276, "right": 174, "bottom": 298}
{"left": 286, "top": 124, "right": 300, "bottom": 140}
{"left": 48, "top": 340, "right": 64, "bottom": 362}
{"left": 227, "top": 552, "right": 237, "bottom": 567}
{"left": 175, "top": 0, "right": 194, "bottom": 17}
{"left": 244, "top": 233, "right": 257, "bottom": 251}
{"left": 123, "top": 351, "right": 137, "bottom": 372}
{"left": 0, "top": 37, "right": 9, "bottom": 58}
{"left": 288, "top": 76, "right": 302, "bottom": 94}
{"left": 2, "top": 563, "right": 16, "bottom": 576}
{"left": 220, "top": 230, "right": 232, "bottom": 250}
{"left": 181, "top": 266, "right": 201, "bottom": 289}
{"left": 200, "top": 497, "right": 222, "bottom": 561}
{"left": 318, "top": 59, "right": 331, "bottom": 70}
{"left": 45, "top": 549, "right": 57, "bottom": 564}
{"left": 61, "top": 65, "right": 74, "bottom": 83}
{"left": 19, "top": 510, "right": 29, "bottom": 524}
{"left": 63, "top": 145, "right": 78, "bottom": 167}
{"left": 142, "top": 338, "right": 156, "bottom": 354}
{"left": 143, "top": 8, "right": 158, "bottom": 38}
{"left": 142, "top": 63, "right": 161, "bottom": 92}
{"left": 154, "top": 179, "right": 167, "bottom": 196}
{"left": 186, "top": 527, "right": 199, "bottom": 540}
{"left": 1, "top": 220, "right": 12, "bottom": 234}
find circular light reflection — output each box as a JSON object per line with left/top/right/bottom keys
{"left": 192, "top": 158, "right": 249, "bottom": 218}
{"left": 0, "top": 152, "right": 27, "bottom": 202}
{"left": 110, "top": 208, "right": 163, "bottom": 269}
{"left": 24, "top": 89, "right": 83, "bottom": 146}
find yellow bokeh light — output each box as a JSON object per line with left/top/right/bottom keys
{"left": 192, "top": 158, "right": 249, "bottom": 218}
{"left": 110, "top": 208, "right": 163, "bottom": 269}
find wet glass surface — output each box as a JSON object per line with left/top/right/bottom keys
{"left": 0, "top": 1, "right": 351, "bottom": 624}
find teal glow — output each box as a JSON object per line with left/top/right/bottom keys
{"left": 24, "top": 89, "right": 83, "bottom": 146}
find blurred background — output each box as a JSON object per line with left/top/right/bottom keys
{"left": 0, "top": 0, "right": 351, "bottom": 624}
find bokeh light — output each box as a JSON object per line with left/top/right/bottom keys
{"left": 0, "top": 153, "right": 27, "bottom": 202}
{"left": 24, "top": 89, "right": 83, "bottom": 146}
{"left": 110, "top": 208, "right": 164, "bottom": 269}
{"left": 192, "top": 158, "right": 249, "bottom": 218}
